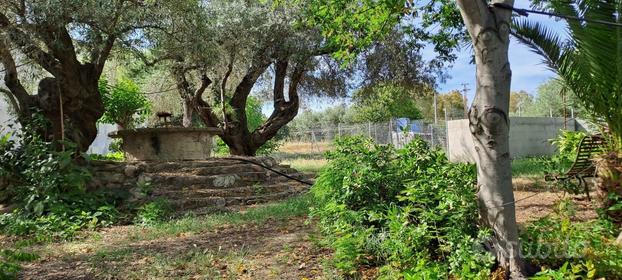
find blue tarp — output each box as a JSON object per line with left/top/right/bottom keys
{"left": 394, "top": 118, "right": 424, "bottom": 133}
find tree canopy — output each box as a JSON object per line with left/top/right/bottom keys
{"left": 0, "top": 0, "right": 160, "bottom": 151}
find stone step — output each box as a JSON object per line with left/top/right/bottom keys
{"left": 144, "top": 157, "right": 280, "bottom": 173}
{"left": 152, "top": 183, "right": 293, "bottom": 198}
{"left": 143, "top": 171, "right": 308, "bottom": 189}
{"left": 167, "top": 189, "right": 305, "bottom": 210}
{"left": 145, "top": 161, "right": 250, "bottom": 173}
{"left": 144, "top": 172, "right": 267, "bottom": 187}
{"left": 150, "top": 163, "right": 300, "bottom": 178}
{"left": 168, "top": 196, "right": 227, "bottom": 211}
{"left": 225, "top": 189, "right": 300, "bottom": 205}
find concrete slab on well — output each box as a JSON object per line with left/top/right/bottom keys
{"left": 110, "top": 127, "right": 220, "bottom": 161}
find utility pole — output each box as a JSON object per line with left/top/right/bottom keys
{"left": 433, "top": 91, "right": 438, "bottom": 125}
{"left": 460, "top": 83, "right": 469, "bottom": 119}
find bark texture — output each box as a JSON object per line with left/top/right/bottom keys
{"left": 456, "top": 0, "right": 525, "bottom": 278}
{"left": 173, "top": 56, "right": 305, "bottom": 156}
{"left": 0, "top": 10, "right": 125, "bottom": 152}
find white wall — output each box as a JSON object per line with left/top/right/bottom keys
{"left": 447, "top": 117, "right": 577, "bottom": 163}
{"left": 0, "top": 98, "right": 20, "bottom": 139}
{"left": 0, "top": 98, "right": 115, "bottom": 154}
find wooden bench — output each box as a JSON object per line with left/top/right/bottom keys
{"left": 545, "top": 134, "right": 606, "bottom": 200}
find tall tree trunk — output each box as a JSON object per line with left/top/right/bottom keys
{"left": 182, "top": 97, "right": 193, "bottom": 127}
{"left": 36, "top": 70, "right": 104, "bottom": 152}
{"left": 1, "top": 14, "right": 111, "bottom": 153}
{"left": 220, "top": 130, "right": 257, "bottom": 156}
{"left": 457, "top": 1, "right": 526, "bottom": 278}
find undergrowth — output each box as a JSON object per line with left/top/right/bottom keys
{"left": 0, "top": 119, "right": 120, "bottom": 242}
{"left": 311, "top": 136, "right": 493, "bottom": 279}
{"left": 522, "top": 199, "right": 622, "bottom": 279}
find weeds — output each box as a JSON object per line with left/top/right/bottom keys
{"left": 521, "top": 199, "right": 622, "bottom": 278}
{"left": 312, "top": 136, "right": 493, "bottom": 279}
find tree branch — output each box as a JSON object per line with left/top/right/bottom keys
{"left": 0, "top": 36, "right": 33, "bottom": 114}
{"left": 194, "top": 72, "right": 212, "bottom": 101}
{"left": 35, "top": 23, "right": 79, "bottom": 69}
{"left": 94, "top": 35, "right": 116, "bottom": 75}
{"left": 230, "top": 48, "right": 272, "bottom": 109}
{"left": 0, "top": 13, "right": 62, "bottom": 76}
{"left": 0, "top": 87, "right": 19, "bottom": 113}
{"left": 273, "top": 59, "right": 288, "bottom": 104}
{"left": 251, "top": 60, "right": 306, "bottom": 146}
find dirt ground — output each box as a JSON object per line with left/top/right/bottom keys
{"left": 10, "top": 177, "right": 598, "bottom": 280}
{"left": 18, "top": 217, "right": 335, "bottom": 280}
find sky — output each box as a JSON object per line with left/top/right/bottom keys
{"left": 434, "top": 0, "right": 568, "bottom": 106}
{"left": 273, "top": 0, "right": 570, "bottom": 114}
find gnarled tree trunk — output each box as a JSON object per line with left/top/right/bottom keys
{"left": 174, "top": 56, "right": 305, "bottom": 157}
{"left": 457, "top": 0, "right": 526, "bottom": 278}
{"left": 1, "top": 14, "right": 112, "bottom": 153}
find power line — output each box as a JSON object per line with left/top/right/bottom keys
{"left": 492, "top": 3, "right": 622, "bottom": 28}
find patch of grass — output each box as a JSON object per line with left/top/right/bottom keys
{"left": 278, "top": 142, "right": 333, "bottom": 154}
{"left": 512, "top": 157, "right": 550, "bottom": 179}
{"left": 282, "top": 158, "right": 327, "bottom": 174}
{"left": 5, "top": 195, "right": 316, "bottom": 279}
{"left": 128, "top": 194, "right": 313, "bottom": 241}
{"left": 91, "top": 248, "right": 227, "bottom": 280}
{"left": 92, "top": 247, "right": 134, "bottom": 262}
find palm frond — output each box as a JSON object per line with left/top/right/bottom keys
{"left": 511, "top": 0, "right": 622, "bottom": 148}
{"left": 511, "top": 19, "right": 569, "bottom": 72}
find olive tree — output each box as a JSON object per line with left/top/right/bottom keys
{"left": 141, "top": 0, "right": 401, "bottom": 156}
{"left": 0, "top": 0, "right": 157, "bottom": 151}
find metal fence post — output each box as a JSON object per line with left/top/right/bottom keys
{"left": 388, "top": 119, "right": 393, "bottom": 145}
{"left": 430, "top": 124, "right": 434, "bottom": 147}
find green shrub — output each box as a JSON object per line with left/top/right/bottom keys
{"left": 87, "top": 151, "right": 125, "bottom": 161}
{"left": 0, "top": 120, "right": 119, "bottom": 241}
{"left": 99, "top": 77, "right": 151, "bottom": 129}
{"left": 549, "top": 130, "right": 587, "bottom": 171}
{"left": 0, "top": 249, "right": 38, "bottom": 280}
{"left": 521, "top": 199, "right": 622, "bottom": 279}
{"left": 134, "top": 199, "right": 172, "bottom": 226}
{"left": 312, "top": 136, "right": 493, "bottom": 279}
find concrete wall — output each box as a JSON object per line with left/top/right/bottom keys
{"left": 113, "top": 127, "right": 218, "bottom": 161}
{"left": 0, "top": 99, "right": 19, "bottom": 133}
{"left": 448, "top": 117, "right": 576, "bottom": 163}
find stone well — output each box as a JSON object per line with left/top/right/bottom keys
{"left": 109, "top": 127, "right": 220, "bottom": 161}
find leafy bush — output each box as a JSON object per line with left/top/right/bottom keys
{"left": 134, "top": 199, "right": 172, "bottom": 226}
{"left": 99, "top": 77, "right": 151, "bottom": 129}
{"left": 0, "top": 249, "right": 38, "bottom": 280}
{"left": 549, "top": 130, "right": 587, "bottom": 171}
{"left": 312, "top": 136, "right": 493, "bottom": 279}
{"left": 87, "top": 151, "right": 125, "bottom": 161}
{"left": 0, "top": 121, "right": 118, "bottom": 241}
{"left": 521, "top": 199, "right": 622, "bottom": 279}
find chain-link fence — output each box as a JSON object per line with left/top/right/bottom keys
{"left": 284, "top": 119, "right": 448, "bottom": 153}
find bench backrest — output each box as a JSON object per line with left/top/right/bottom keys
{"left": 566, "top": 134, "right": 606, "bottom": 177}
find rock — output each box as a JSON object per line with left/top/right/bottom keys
{"left": 124, "top": 165, "right": 140, "bottom": 177}
{"left": 0, "top": 204, "right": 17, "bottom": 214}
{"left": 214, "top": 197, "right": 226, "bottom": 208}
{"left": 213, "top": 175, "right": 239, "bottom": 188}
{"left": 108, "top": 173, "right": 126, "bottom": 184}
{"left": 137, "top": 174, "right": 153, "bottom": 185}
